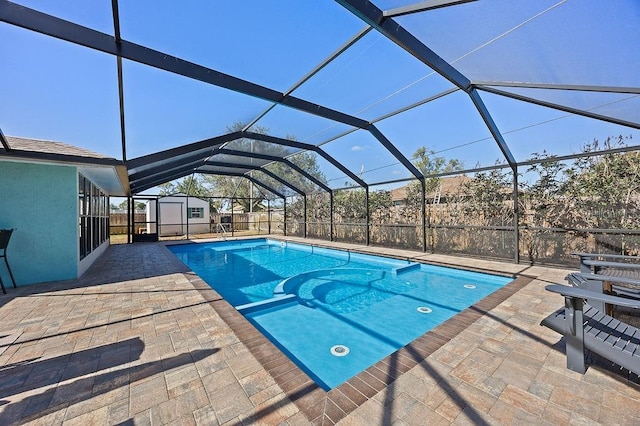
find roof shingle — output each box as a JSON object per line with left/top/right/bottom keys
{"left": 3, "top": 136, "right": 115, "bottom": 160}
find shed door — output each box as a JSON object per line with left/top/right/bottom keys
{"left": 158, "top": 202, "right": 184, "bottom": 236}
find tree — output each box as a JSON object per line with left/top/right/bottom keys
{"left": 516, "top": 135, "right": 639, "bottom": 260}
{"left": 332, "top": 188, "right": 392, "bottom": 223}
{"left": 401, "top": 146, "right": 465, "bottom": 223}
{"left": 157, "top": 175, "right": 210, "bottom": 197}
{"left": 113, "top": 199, "right": 146, "bottom": 211}
{"left": 565, "top": 135, "right": 640, "bottom": 229}
{"left": 413, "top": 146, "right": 464, "bottom": 193}
{"left": 334, "top": 189, "right": 367, "bottom": 222}
{"left": 462, "top": 165, "right": 512, "bottom": 226}
{"left": 202, "top": 122, "right": 326, "bottom": 211}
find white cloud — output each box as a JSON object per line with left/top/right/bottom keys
{"left": 351, "top": 145, "right": 366, "bottom": 152}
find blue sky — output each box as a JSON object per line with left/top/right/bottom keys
{"left": 2, "top": 0, "right": 639, "bottom": 191}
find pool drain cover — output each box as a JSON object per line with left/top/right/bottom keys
{"left": 464, "top": 284, "right": 476, "bottom": 289}
{"left": 417, "top": 306, "right": 432, "bottom": 313}
{"left": 330, "top": 345, "right": 350, "bottom": 356}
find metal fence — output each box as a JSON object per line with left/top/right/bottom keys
{"left": 110, "top": 204, "right": 640, "bottom": 267}
{"left": 111, "top": 156, "right": 640, "bottom": 268}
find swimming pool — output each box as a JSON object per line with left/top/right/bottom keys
{"left": 169, "top": 239, "right": 512, "bottom": 390}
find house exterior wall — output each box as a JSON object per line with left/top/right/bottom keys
{"left": 0, "top": 161, "right": 78, "bottom": 285}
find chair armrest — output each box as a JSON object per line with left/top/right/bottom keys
{"left": 572, "top": 253, "right": 640, "bottom": 273}
{"left": 571, "top": 273, "right": 640, "bottom": 289}
{"left": 581, "top": 259, "right": 640, "bottom": 270}
{"left": 545, "top": 284, "right": 640, "bottom": 309}
{"left": 572, "top": 252, "right": 640, "bottom": 261}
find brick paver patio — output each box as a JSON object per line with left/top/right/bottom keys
{"left": 0, "top": 237, "right": 638, "bottom": 425}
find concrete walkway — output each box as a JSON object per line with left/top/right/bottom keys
{"left": 0, "top": 237, "right": 638, "bottom": 425}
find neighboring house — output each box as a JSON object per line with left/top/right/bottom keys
{"left": 391, "top": 185, "right": 408, "bottom": 208}
{"left": 0, "top": 136, "right": 128, "bottom": 286}
{"left": 390, "top": 176, "right": 471, "bottom": 207}
{"left": 146, "top": 193, "right": 210, "bottom": 236}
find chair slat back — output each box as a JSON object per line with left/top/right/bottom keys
{"left": 0, "top": 229, "right": 13, "bottom": 251}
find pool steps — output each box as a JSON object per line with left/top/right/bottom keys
{"left": 236, "top": 294, "right": 297, "bottom": 314}
{"left": 272, "top": 263, "right": 422, "bottom": 297}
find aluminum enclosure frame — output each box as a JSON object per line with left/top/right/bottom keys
{"left": 2, "top": 0, "right": 640, "bottom": 262}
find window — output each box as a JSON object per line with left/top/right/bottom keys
{"left": 188, "top": 207, "right": 204, "bottom": 218}
{"left": 79, "top": 173, "right": 109, "bottom": 260}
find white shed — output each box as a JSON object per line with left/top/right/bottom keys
{"left": 146, "top": 194, "right": 210, "bottom": 236}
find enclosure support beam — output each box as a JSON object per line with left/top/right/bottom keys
{"left": 336, "top": 0, "right": 471, "bottom": 91}
{"left": 231, "top": 200, "right": 235, "bottom": 237}
{"left": 111, "top": 0, "right": 127, "bottom": 163}
{"left": 129, "top": 130, "right": 362, "bottom": 195}
{"left": 469, "top": 89, "right": 517, "bottom": 170}
{"left": 155, "top": 196, "right": 160, "bottom": 240}
{"left": 267, "top": 199, "right": 271, "bottom": 235}
{"left": 303, "top": 195, "right": 308, "bottom": 239}
{"left": 245, "top": 25, "right": 372, "bottom": 131}
{"left": 116, "top": 54, "right": 127, "bottom": 162}
{"left": 0, "top": 1, "right": 368, "bottom": 129}
{"left": 330, "top": 191, "right": 334, "bottom": 242}
{"left": 185, "top": 196, "right": 190, "bottom": 239}
{"left": 130, "top": 159, "right": 204, "bottom": 187}
{"left": 127, "top": 195, "right": 132, "bottom": 244}
{"left": 384, "top": 0, "right": 478, "bottom": 18}
{"left": 199, "top": 171, "right": 287, "bottom": 200}
{"left": 473, "top": 80, "right": 640, "bottom": 95}
{"left": 202, "top": 161, "right": 306, "bottom": 196}
{"left": 243, "top": 132, "right": 368, "bottom": 189}
{"left": 368, "top": 125, "right": 423, "bottom": 179}
{"left": 366, "top": 187, "right": 370, "bottom": 246}
{"left": 0, "top": 126, "right": 11, "bottom": 151}
{"left": 127, "top": 133, "right": 240, "bottom": 170}
{"left": 478, "top": 85, "right": 640, "bottom": 131}
{"left": 284, "top": 198, "right": 287, "bottom": 237}
{"left": 253, "top": 169, "right": 306, "bottom": 197}
{"left": 239, "top": 175, "right": 286, "bottom": 200}
{"left": 217, "top": 149, "right": 332, "bottom": 193}
{"left": 421, "top": 178, "right": 427, "bottom": 253}
{"left": 131, "top": 165, "right": 200, "bottom": 193}
{"left": 513, "top": 167, "right": 520, "bottom": 264}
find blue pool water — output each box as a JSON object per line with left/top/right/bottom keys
{"left": 169, "top": 239, "right": 512, "bottom": 390}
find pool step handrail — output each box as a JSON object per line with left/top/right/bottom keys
{"left": 393, "top": 263, "right": 421, "bottom": 275}
{"left": 217, "top": 223, "right": 228, "bottom": 240}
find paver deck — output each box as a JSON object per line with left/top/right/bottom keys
{"left": 0, "top": 236, "right": 639, "bottom": 425}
